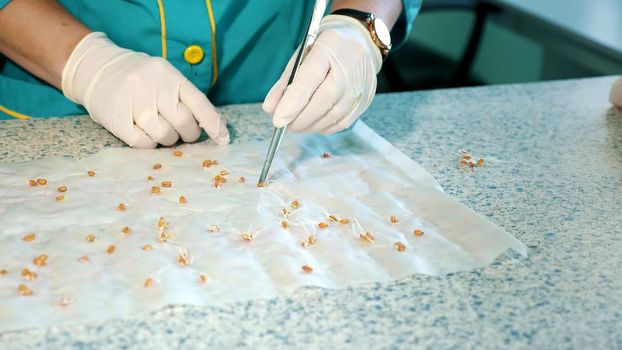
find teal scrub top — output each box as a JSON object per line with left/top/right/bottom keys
{"left": 0, "top": 0, "right": 421, "bottom": 120}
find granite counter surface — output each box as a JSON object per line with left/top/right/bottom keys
{"left": 1, "top": 76, "right": 621, "bottom": 349}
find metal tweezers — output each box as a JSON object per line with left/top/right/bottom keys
{"left": 257, "top": 0, "right": 327, "bottom": 186}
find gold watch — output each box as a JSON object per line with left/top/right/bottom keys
{"left": 331, "top": 8, "right": 392, "bottom": 60}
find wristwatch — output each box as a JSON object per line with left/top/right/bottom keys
{"left": 330, "top": 8, "right": 392, "bottom": 60}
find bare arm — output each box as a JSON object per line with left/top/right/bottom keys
{"left": 330, "top": 0, "right": 403, "bottom": 29}
{"left": 0, "top": 0, "right": 91, "bottom": 89}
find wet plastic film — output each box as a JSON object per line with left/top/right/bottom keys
{"left": 0, "top": 122, "right": 526, "bottom": 332}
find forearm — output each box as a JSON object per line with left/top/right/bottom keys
{"left": 0, "top": 0, "right": 91, "bottom": 89}
{"left": 330, "top": 0, "right": 403, "bottom": 28}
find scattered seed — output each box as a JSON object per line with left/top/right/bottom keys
{"left": 174, "top": 150, "right": 182, "bottom": 157}
{"left": 18, "top": 284, "right": 33, "bottom": 296}
{"left": 142, "top": 244, "right": 153, "bottom": 251}
{"left": 208, "top": 225, "right": 219, "bottom": 233}
{"left": 144, "top": 278, "right": 154, "bottom": 288}
{"left": 55, "top": 195, "right": 65, "bottom": 201}
{"left": 117, "top": 203, "right": 126, "bottom": 211}
{"left": 202, "top": 160, "right": 219, "bottom": 168}
{"left": 29, "top": 179, "right": 37, "bottom": 186}
{"left": 302, "top": 265, "right": 313, "bottom": 273}
{"left": 291, "top": 200, "right": 300, "bottom": 209}
{"left": 241, "top": 232, "right": 254, "bottom": 241}
{"left": 161, "top": 181, "right": 172, "bottom": 188}
{"left": 318, "top": 222, "right": 329, "bottom": 229}
{"left": 158, "top": 217, "right": 166, "bottom": 229}
{"left": 87, "top": 170, "right": 96, "bottom": 177}
{"left": 359, "top": 232, "right": 375, "bottom": 244}
{"left": 78, "top": 256, "right": 90, "bottom": 263}
{"left": 57, "top": 186, "right": 67, "bottom": 193}
{"left": 256, "top": 182, "right": 267, "bottom": 188}
{"left": 147, "top": 175, "right": 154, "bottom": 181}
{"left": 21, "top": 268, "right": 37, "bottom": 280}
{"left": 328, "top": 215, "right": 338, "bottom": 223}
{"left": 121, "top": 226, "right": 130, "bottom": 235}
{"left": 281, "top": 208, "right": 290, "bottom": 217}
{"left": 0, "top": 269, "right": 7, "bottom": 276}
{"left": 177, "top": 254, "right": 189, "bottom": 266}
{"left": 159, "top": 231, "right": 170, "bottom": 242}
{"left": 22, "top": 233, "right": 36, "bottom": 242}
{"left": 238, "top": 176, "right": 246, "bottom": 183}
{"left": 307, "top": 235, "right": 316, "bottom": 246}
{"left": 106, "top": 245, "right": 116, "bottom": 254}
{"left": 199, "top": 275, "right": 209, "bottom": 284}
{"left": 281, "top": 220, "right": 289, "bottom": 230}
{"left": 413, "top": 229, "right": 424, "bottom": 237}
{"left": 213, "top": 174, "right": 228, "bottom": 188}
{"left": 338, "top": 218, "right": 350, "bottom": 224}
{"left": 214, "top": 174, "right": 227, "bottom": 183}
{"left": 390, "top": 216, "right": 399, "bottom": 224}
{"left": 37, "top": 179, "right": 47, "bottom": 185}
{"left": 179, "top": 196, "right": 187, "bottom": 204}
{"left": 151, "top": 186, "right": 161, "bottom": 194}
{"left": 394, "top": 242, "right": 407, "bottom": 252}
{"left": 458, "top": 150, "right": 485, "bottom": 171}
{"left": 153, "top": 163, "right": 162, "bottom": 170}
{"left": 33, "top": 254, "right": 48, "bottom": 266}
{"left": 85, "top": 234, "right": 96, "bottom": 242}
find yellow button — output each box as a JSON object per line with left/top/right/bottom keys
{"left": 184, "top": 45, "right": 204, "bottom": 64}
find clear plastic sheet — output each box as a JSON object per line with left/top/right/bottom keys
{"left": 0, "top": 122, "right": 526, "bottom": 332}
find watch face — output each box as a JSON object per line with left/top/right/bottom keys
{"left": 373, "top": 18, "right": 392, "bottom": 48}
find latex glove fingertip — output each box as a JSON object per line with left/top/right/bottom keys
{"left": 213, "top": 134, "right": 230, "bottom": 146}
{"left": 212, "top": 118, "right": 230, "bottom": 145}
{"left": 272, "top": 114, "right": 293, "bottom": 129}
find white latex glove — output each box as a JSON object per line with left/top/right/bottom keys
{"left": 62, "top": 32, "right": 229, "bottom": 148}
{"left": 610, "top": 76, "right": 622, "bottom": 108}
{"left": 263, "top": 15, "right": 382, "bottom": 134}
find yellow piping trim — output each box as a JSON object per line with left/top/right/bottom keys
{"left": 0, "top": 105, "right": 32, "bottom": 120}
{"left": 205, "top": 0, "right": 218, "bottom": 86}
{"left": 156, "top": 0, "right": 167, "bottom": 59}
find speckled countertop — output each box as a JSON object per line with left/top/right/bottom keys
{"left": 1, "top": 76, "right": 621, "bottom": 349}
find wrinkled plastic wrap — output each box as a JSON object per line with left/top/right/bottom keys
{"left": 0, "top": 122, "right": 526, "bottom": 332}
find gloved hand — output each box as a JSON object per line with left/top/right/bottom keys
{"left": 610, "top": 76, "right": 622, "bottom": 108}
{"left": 62, "top": 32, "right": 229, "bottom": 148}
{"left": 263, "top": 15, "right": 383, "bottom": 134}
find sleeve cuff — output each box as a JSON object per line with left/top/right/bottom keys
{"left": 0, "top": 0, "right": 11, "bottom": 10}
{"left": 391, "top": 0, "right": 422, "bottom": 48}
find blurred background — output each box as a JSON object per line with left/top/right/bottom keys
{"left": 378, "top": 0, "right": 622, "bottom": 92}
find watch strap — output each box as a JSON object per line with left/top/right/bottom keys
{"left": 330, "top": 8, "right": 373, "bottom": 22}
